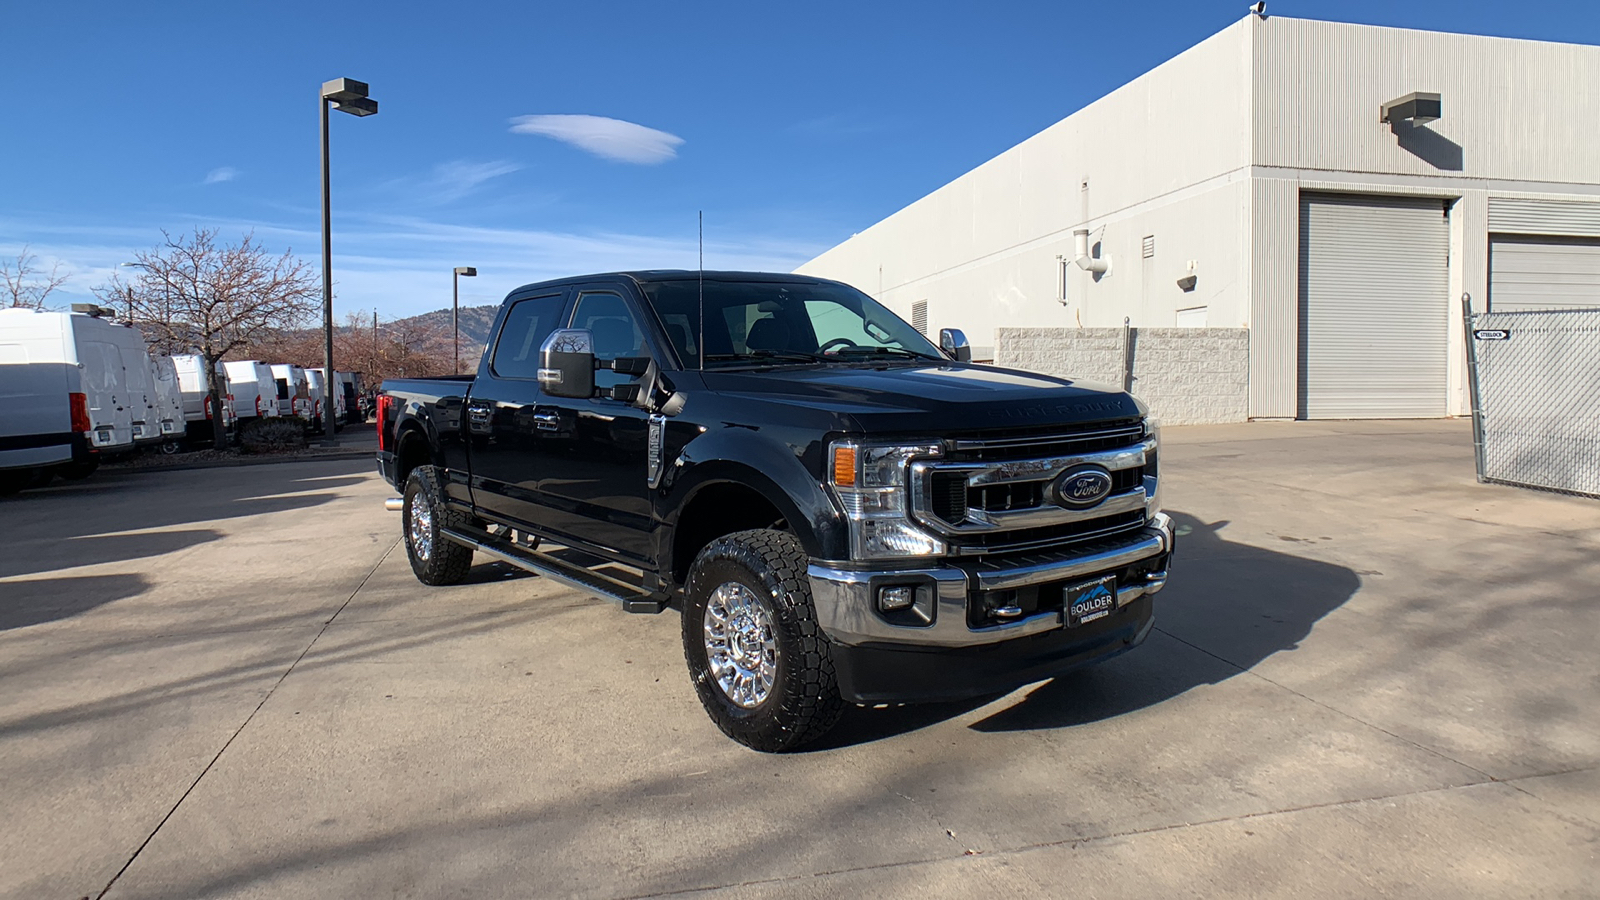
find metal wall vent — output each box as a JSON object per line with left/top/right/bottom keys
{"left": 912, "top": 300, "right": 928, "bottom": 334}
{"left": 1142, "top": 235, "right": 1156, "bottom": 259}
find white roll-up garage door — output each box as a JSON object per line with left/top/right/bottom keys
{"left": 1298, "top": 193, "right": 1450, "bottom": 419}
{"left": 1489, "top": 235, "right": 1600, "bottom": 312}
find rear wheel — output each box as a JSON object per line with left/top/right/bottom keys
{"left": 403, "top": 466, "right": 474, "bottom": 585}
{"left": 682, "top": 529, "right": 845, "bottom": 752}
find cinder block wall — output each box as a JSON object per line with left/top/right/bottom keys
{"left": 995, "top": 327, "right": 1250, "bottom": 424}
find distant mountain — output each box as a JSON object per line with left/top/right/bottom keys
{"left": 385, "top": 304, "right": 500, "bottom": 348}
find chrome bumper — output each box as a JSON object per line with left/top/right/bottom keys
{"left": 808, "top": 512, "right": 1174, "bottom": 648}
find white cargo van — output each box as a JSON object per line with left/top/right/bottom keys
{"left": 171, "top": 354, "right": 237, "bottom": 444}
{"left": 0, "top": 307, "right": 138, "bottom": 490}
{"left": 222, "top": 360, "right": 280, "bottom": 426}
{"left": 306, "top": 368, "right": 346, "bottom": 433}
{"left": 269, "top": 364, "right": 312, "bottom": 421}
{"left": 101, "top": 324, "right": 161, "bottom": 447}
{"left": 150, "top": 356, "right": 185, "bottom": 448}
{"left": 334, "top": 371, "right": 361, "bottom": 424}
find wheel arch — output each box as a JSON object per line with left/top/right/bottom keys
{"left": 663, "top": 462, "right": 833, "bottom": 589}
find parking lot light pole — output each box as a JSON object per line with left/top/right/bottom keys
{"left": 320, "top": 77, "right": 378, "bottom": 443}
{"left": 452, "top": 266, "right": 477, "bottom": 374}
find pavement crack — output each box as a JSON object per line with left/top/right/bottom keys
{"left": 92, "top": 538, "right": 400, "bottom": 900}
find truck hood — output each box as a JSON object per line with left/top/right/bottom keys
{"left": 703, "top": 362, "right": 1142, "bottom": 434}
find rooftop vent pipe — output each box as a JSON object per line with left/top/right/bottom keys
{"left": 1073, "top": 228, "right": 1110, "bottom": 275}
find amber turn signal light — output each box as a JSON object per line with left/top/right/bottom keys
{"left": 832, "top": 445, "right": 857, "bottom": 486}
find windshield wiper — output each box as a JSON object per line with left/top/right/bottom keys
{"left": 830, "top": 346, "right": 943, "bottom": 361}
{"left": 703, "top": 350, "right": 831, "bottom": 366}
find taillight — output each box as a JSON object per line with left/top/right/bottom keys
{"left": 204, "top": 395, "right": 214, "bottom": 419}
{"left": 255, "top": 396, "right": 262, "bottom": 417}
{"left": 377, "top": 394, "right": 393, "bottom": 452}
{"left": 70, "top": 392, "right": 91, "bottom": 433}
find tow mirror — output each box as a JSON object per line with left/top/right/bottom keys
{"left": 538, "top": 329, "right": 596, "bottom": 398}
{"left": 939, "top": 328, "right": 971, "bottom": 362}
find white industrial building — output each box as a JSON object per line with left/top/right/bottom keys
{"left": 796, "top": 14, "right": 1600, "bottom": 421}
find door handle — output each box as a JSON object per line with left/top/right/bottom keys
{"left": 532, "top": 411, "right": 560, "bottom": 432}
{"left": 467, "top": 406, "right": 492, "bottom": 422}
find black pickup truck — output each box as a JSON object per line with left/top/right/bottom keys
{"left": 377, "top": 271, "right": 1174, "bottom": 751}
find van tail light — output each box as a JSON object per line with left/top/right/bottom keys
{"left": 377, "top": 394, "right": 394, "bottom": 452}
{"left": 70, "top": 393, "right": 91, "bottom": 433}
{"left": 255, "top": 396, "right": 262, "bottom": 417}
{"left": 204, "top": 395, "right": 214, "bottom": 419}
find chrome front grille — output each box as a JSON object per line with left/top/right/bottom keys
{"left": 911, "top": 429, "right": 1155, "bottom": 557}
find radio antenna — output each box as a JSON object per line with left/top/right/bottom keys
{"left": 698, "top": 210, "right": 705, "bottom": 371}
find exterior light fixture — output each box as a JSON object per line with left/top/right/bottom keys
{"left": 318, "top": 76, "right": 379, "bottom": 443}
{"left": 452, "top": 266, "right": 478, "bottom": 374}
{"left": 1381, "top": 92, "right": 1442, "bottom": 126}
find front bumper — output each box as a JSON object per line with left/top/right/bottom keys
{"left": 809, "top": 512, "right": 1174, "bottom": 703}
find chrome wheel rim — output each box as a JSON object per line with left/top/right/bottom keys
{"left": 409, "top": 494, "right": 434, "bottom": 561}
{"left": 703, "top": 582, "right": 778, "bottom": 709}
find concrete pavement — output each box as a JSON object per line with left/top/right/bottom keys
{"left": 0, "top": 420, "right": 1595, "bottom": 898}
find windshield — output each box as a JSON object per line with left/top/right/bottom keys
{"left": 641, "top": 279, "right": 943, "bottom": 368}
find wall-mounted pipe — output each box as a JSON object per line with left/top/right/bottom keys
{"left": 1073, "top": 228, "right": 1110, "bottom": 275}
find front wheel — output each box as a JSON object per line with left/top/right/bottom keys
{"left": 682, "top": 529, "right": 846, "bottom": 752}
{"left": 402, "top": 466, "right": 474, "bottom": 585}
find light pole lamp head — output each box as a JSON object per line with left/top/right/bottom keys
{"left": 454, "top": 267, "right": 478, "bottom": 277}
{"left": 322, "top": 78, "right": 378, "bottom": 117}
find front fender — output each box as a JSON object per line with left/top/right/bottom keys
{"left": 658, "top": 426, "right": 847, "bottom": 574}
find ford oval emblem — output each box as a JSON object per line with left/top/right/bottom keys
{"left": 1052, "top": 466, "right": 1114, "bottom": 509}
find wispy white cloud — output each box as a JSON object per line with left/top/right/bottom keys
{"left": 0, "top": 212, "right": 826, "bottom": 320}
{"left": 386, "top": 159, "right": 522, "bottom": 205}
{"left": 204, "top": 167, "right": 239, "bottom": 185}
{"left": 509, "top": 114, "right": 684, "bottom": 164}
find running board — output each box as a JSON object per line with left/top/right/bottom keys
{"left": 439, "top": 526, "right": 670, "bottom": 614}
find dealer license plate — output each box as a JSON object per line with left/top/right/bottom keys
{"left": 96, "top": 429, "right": 112, "bottom": 444}
{"left": 1064, "top": 574, "right": 1117, "bottom": 628}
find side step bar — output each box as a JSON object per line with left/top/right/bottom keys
{"left": 439, "top": 525, "right": 670, "bottom": 614}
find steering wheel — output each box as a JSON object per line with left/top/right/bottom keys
{"left": 818, "top": 337, "right": 860, "bottom": 354}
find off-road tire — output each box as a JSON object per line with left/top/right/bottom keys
{"left": 683, "top": 529, "right": 846, "bottom": 752}
{"left": 403, "top": 466, "right": 474, "bottom": 585}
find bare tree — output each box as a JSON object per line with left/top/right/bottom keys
{"left": 98, "top": 228, "right": 320, "bottom": 446}
{"left": 2, "top": 245, "right": 70, "bottom": 309}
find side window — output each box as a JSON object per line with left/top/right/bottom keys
{"left": 570, "top": 291, "right": 646, "bottom": 390}
{"left": 491, "top": 293, "right": 566, "bottom": 380}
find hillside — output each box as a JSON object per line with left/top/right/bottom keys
{"left": 385, "top": 304, "right": 501, "bottom": 349}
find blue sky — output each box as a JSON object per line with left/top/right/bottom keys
{"left": 4, "top": 0, "right": 1597, "bottom": 321}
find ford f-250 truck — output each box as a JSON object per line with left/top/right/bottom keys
{"left": 377, "top": 271, "right": 1174, "bottom": 751}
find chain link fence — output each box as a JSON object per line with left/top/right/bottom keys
{"left": 1464, "top": 302, "right": 1600, "bottom": 498}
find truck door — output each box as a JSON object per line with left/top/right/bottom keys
{"left": 462, "top": 288, "right": 571, "bottom": 529}
{"left": 530, "top": 286, "right": 657, "bottom": 563}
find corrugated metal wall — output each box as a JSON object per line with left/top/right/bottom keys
{"left": 1253, "top": 18, "right": 1600, "bottom": 183}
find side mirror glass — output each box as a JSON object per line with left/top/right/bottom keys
{"left": 939, "top": 328, "right": 972, "bottom": 362}
{"left": 538, "top": 328, "right": 595, "bottom": 398}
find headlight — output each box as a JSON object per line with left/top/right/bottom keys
{"left": 829, "top": 441, "right": 945, "bottom": 560}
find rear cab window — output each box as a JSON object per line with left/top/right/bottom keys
{"left": 490, "top": 291, "right": 569, "bottom": 380}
